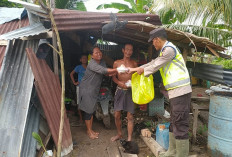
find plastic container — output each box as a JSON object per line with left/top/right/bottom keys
{"left": 208, "top": 92, "right": 232, "bottom": 157}
{"left": 156, "top": 123, "right": 170, "bottom": 150}
{"left": 191, "top": 76, "right": 198, "bottom": 85}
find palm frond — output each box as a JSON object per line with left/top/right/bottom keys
{"left": 157, "top": 0, "right": 232, "bottom": 26}
{"left": 124, "top": 0, "right": 137, "bottom": 13}
{"left": 164, "top": 24, "right": 232, "bottom": 47}
{"left": 119, "top": 8, "right": 135, "bottom": 13}
{"left": 96, "top": 3, "right": 131, "bottom": 12}
{"left": 136, "top": 0, "right": 153, "bottom": 13}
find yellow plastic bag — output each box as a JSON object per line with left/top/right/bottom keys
{"left": 131, "top": 72, "right": 155, "bottom": 104}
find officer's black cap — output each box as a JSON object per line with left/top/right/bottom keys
{"left": 148, "top": 27, "right": 167, "bottom": 42}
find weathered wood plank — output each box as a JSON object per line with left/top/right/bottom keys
{"left": 106, "top": 141, "right": 121, "bottom": 157}
{"left": 0, "top": 40, "right": 7, "bottom": 45}
{"left": 140, "top": 135, "right": 165, "bottom": 157}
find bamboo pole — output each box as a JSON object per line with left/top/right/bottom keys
{"left": 42, "top": 0, "right": 65, "bottom": 156}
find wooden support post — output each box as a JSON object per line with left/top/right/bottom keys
{"left": 0, "top": 40, "right": 8, "bottom": 46}
{"left": 52, "top": 32, "right": 59, "bottom": 75}
{"left": 192, "top": 107, "right": 200, "bottom": 144}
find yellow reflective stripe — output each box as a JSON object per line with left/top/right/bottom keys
{"left": 164, "top": 62, "right": 172, "bottom": 76}
{"left": 173, "top": 58, "right": 185, "bottom": 67}
{"left": 171, "top": 61, "right": 186, "bottom": 73}
{"left": 165, "top": 78, "right": 190, "bottom": 89}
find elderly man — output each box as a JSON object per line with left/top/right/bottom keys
{"left": 111, "top": 43, "right": 137, "bottom": 142}
{"left": 129, "top": 28, "right": 192, "bottom": 157}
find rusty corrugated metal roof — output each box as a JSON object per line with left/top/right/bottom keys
{"left": 53, "top": 9, "right": 162, "bottom": 31}
{"left": 0, "top": 40, "right": 37, "bottom": 157}
{"left": 0, "top": 18, "right": 29, "bottom": 69}
{"left": 26, "top": 48, "right": 73, "bottom": 155}
{"left": 0, "top": 18, "right": 29, "bottom": 35}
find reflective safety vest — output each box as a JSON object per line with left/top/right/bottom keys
{"left": 159, "top": 42, "right": 190, "bottom": 90}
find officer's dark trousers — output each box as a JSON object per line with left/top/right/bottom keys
{"left": 169, "top": 93, "right": 191, "bottom": 139}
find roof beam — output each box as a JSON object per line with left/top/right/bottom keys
{"left": 109, "top": 32, "right": 148, "bottom": 45}
{"left": 0, "top": 40, "right": 8, "bottom": 46}
{"left": 21, "top": 31, "right": 52, "bottom": 40}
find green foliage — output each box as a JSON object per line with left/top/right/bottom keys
{"left": 155, "top": 0, "right": 232, "bottom": 49}
{"left": 0, "top": 0, "right": 23, "bottom": 7}
{"left": 32, "top": 132, "right": 48, "bottom": 155}
{"left": 159, "top": 9, "right": 176, "bottom": 24}
{"left": 163, "top": 24, "right": 232, "bottom": 48}
{"left": 55, "top": 0, "right": 69, "bottom": 9}
{"left": 97, "top": 3, "right": 134, "bottom": 13}
{"left": 97, "top": 39, "right": 110, "bottom": 45}
{"left": 76, "top": 1, "right": 86, "bottom": 11}
{"left": 188, "top": 132, "right": 192, "bottom": 138}
{"left": 198, "top": 124, "right": 208, "bottom": 135}
{"left": 97, "top": 0, "right": 153, "bottom": 13}
{"left": 212, "top": 57, "right": 232, "bottom": 69}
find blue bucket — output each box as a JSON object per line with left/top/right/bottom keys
{"left": 208, "top": 92, "right": 232, "bottom": 157}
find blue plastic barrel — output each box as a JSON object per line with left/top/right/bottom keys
{"left": 208, "top": 92, "right": 232, "bottom": 157}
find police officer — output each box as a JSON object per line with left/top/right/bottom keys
{"left": 129, "top": 28, "right": 192, "bottom": 157}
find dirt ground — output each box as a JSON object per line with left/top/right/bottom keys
{"left": 66, "top": 111, "right": 154, "bottom": 157}
{"left": 63, "top": 86, "right": 211, "bottom": 157}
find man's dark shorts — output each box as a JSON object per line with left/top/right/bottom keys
{"left": 82, "top": 111, "right": 94, "bottom": 120}
{"left": 114, "top": 87, "right": 135, "bottom": 114}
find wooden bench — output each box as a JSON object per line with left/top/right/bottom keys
{"left": 191, "top": 102, "right": 209, "bottom": 144}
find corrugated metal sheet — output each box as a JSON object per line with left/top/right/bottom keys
{"left": 223, "top": 69, "right": 232, "bottom": 85}
{"left": 26, "top": 48, "right": 73, "bottom": 155}
{"left": 0, "top": 18, "right": 29, "bottom": 70}
{"left": 0, "top": 39, "right": 38, "bottom": 157}
{"left": 0, "top": 7, "right": 25, "bottom": 24}
{"left": 0, "top": 23, "right": 50, "bottom": 40}
{"left": 0, "top": 18, "right": 29, "bottom": 35}
{"left": 9, "top": 0, "right": 47, "bottom": 18}
{"left": 187, "top": 61, "right": 232, "bottom": 85}
{"left": 53, "top": 9, "right": 162, "bottom": 31}
{"left": 21, "top": 103, "right": 40, "bottom": 157}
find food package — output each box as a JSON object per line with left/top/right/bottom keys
{"left": 117, "top": 64, "right": 129, "bottom": 73}
{"left": 125, "top": 80, "right": 131, "bottom": 87}
{"left": 131, "top": 72, "right": 154, "bottom": 104}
